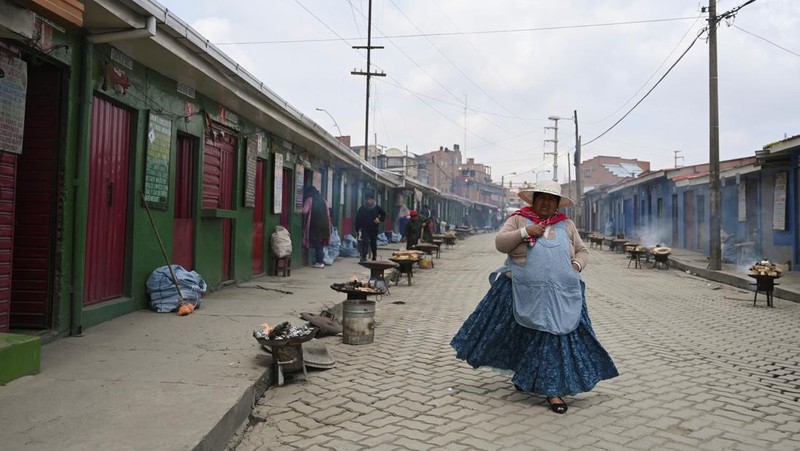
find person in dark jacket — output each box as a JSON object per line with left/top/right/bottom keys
{"left": 301, "top": 186, "right": 332, "bottom": 268}
{"left": 401, "top": 210, "right": 425, "bottom": 248}
{"left": 355, "top": 192, "right": 387, "bottom": 261}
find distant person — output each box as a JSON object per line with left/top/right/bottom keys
{"left": 397, "top": 205, "right": 410, "bottom": 239}
{"left": 355, "top": 192, "right": 387, "bottom": 262}
{"left": 462, "top": 212, "right": 472, "bottom": 228}
{"left": 301, "top": 186, "right": 332, "bottom": 269}
{"left": 401, "top": 210, "right": 424, "bottom": 248}
{"left": 419, "top": 205, "right": 434, "bottom": 243}
{"left": 451, "top": 180, "right": 618, "bottom": 414}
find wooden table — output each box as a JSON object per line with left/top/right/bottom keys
{"left": 611, "top": 238, "right": 629, "bottom": 253}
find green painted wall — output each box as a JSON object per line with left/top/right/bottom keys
{"left": 47, "top": 40, "right": 380, "bottom": 334}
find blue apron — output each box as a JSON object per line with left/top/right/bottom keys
{"left": 510, "top": 220, "right": 583, "bottom": 335}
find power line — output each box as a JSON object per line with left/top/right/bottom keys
{"left": 586, "top": 13, "right": 705, "bottom": 125}
{"left": 583, "top": 29, "right": 705, "bottom": 148}
{"left": 388, "top": 0, "right": 525, "bottom": 121}
{"left": 213, "top": 16, "right": 699, "bottom": 45}
{"left": 733, "top": 25, "right": 800, "bottom": 58}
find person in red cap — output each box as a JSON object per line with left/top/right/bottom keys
{"left": 401, "top": 210, "right": 424, "bottom": 248}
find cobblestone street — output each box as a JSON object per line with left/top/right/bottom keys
{"left": 233, "top": 233, "right": 800, "bottom": 451}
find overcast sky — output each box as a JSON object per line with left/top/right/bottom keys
{"left": 158, "top": 0, "right": 799, "bottom": 186}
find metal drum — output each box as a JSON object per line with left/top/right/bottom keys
{"left": 342, "top": 300, "right": 376, "bottom": 345}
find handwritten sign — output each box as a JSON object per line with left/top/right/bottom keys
{"left": 0, "top": 57, "right": 27, "bottom": 154}
{"left": 143, "top": 112, "right": 172, "bottom": 209}
{"left": 295, "top": 164, "right": 305, "bottom": 212}
{"left": 273, "top": 153, "right": 284, "bottom": 214}
{"left": 243, "top": 138, "right": 257, "bottom": 207}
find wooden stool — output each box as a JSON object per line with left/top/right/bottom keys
{"left": 274, "top": 256, "right": 291, "bottom": 277}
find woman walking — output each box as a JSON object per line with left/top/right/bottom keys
{"left": 451, "top": 180, "right": 618, "bottom": 414}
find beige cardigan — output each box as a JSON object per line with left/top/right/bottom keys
{"left": 495, "top": 215, "right": 589, "bottom": 269}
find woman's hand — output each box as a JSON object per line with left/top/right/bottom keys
{"left": 525, "top": 223, "right": 545, "bottom": 238}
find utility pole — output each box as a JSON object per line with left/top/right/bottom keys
{"left": 708, "top": 0, "right": 721, "bottom": 270}
{"left": 464, "top": 95, "right": 468, "bottom": 161}
{"left": 351, "top": 0, "right": 385, "bottom": 164}
{"left": 674, "top": 150, "right": 685, "bottom": 168}
{"left": 573, "top": 110, "right": 582, "bottom": 230}
{"left": 544, "top": 116, "right": 559, "bottom": 182}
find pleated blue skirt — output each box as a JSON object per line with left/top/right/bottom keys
{"left": 451, "top": 275, "right": 618, "bottom": 397}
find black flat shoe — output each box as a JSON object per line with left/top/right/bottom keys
{"left": 547, "top": 397, "right": 568, "bottom": 414}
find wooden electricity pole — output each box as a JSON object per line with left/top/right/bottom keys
{"left": 351, "top": 0, "right": 385, "bottom": 162}
{"left": 708, "top": 0, "right": 722, "bottom": 270}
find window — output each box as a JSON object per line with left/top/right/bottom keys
{"left": 583, "top": 168, "right": 592, "bottom": 178}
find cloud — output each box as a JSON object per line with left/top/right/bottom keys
{"left": 162, "top": 0, "right": 799, "bottom": 182}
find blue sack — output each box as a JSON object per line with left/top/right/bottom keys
{"left": 146, "top": 265, "right": 207, "bottom": 313}
{"left": 339, "top": 234, "right": 360, "bottom": 258}
{"left": 324, "top": 227, "right": 341, "bottom": 265}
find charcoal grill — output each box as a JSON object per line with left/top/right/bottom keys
{"left": 255, "top": 330, "right": 317, "bottom": 386}
{"left": 651, "top": 247, "right": 671, "bottom": 270}
{"left": 748, "top": 273, "right": 779, "bottom": 307}
{"left": 330, "top": 282, "right": 386, "bottom": 300}
{"left": 358, "top": 260, "right": 398, "bottom": 294}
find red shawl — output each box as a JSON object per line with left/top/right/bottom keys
{"left": 510, "top": 206, "right": 568, "bottom": 247}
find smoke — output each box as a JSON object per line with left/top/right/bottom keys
{"left": 633, "top": 223, "right": 672, "bottom": 248}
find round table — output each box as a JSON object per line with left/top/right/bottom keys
{"left": 388, "top": 257, "right": 420, "bottom": 285}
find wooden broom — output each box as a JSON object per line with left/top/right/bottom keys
{"left": 140, "top": 191, "right": 194, "bottom": 316}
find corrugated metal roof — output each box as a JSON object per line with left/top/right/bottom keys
{"left": 602, "top": 163, "right": 643, "bottom": 178}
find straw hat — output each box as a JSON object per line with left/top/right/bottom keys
{"left": 516, "top": 179, "right": 574, "bottom": 208}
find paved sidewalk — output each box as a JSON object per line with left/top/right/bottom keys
{"left": 1, "top": 236, "right": 798, "bottom": 450}
{"left": 0, "top": 253, "right": 389, "bottom": 451}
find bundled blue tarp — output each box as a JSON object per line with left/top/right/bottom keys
{"left": 323, "top": 226, "right": 341, "bottom": 265}
{"left": 339, "top": 234, "right": 360, "bottom": 258}
{"left": 146, "top": 265, "right": 207, "bottom": 313}
{"left": 377, "top": 231, "right": 401, "bottom": 245}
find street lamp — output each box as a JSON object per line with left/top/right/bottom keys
{"left": 499, "top": 172, "right": 517, "bottom": 218}
{"left": 536, "top": 170, "right": 551, "bottom": 181}
{"left": 315, "top": 108, "right": 343, "bottom": 136}
{"left": 499, "top": 171, "right": 517, "bottom": 189}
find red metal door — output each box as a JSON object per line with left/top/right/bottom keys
{"left": 10, "top": 64, "right": 62, "bottom": 329}
{"left": 203, "top": 132, "right": 236, "bottom": 280}
{"left": 84, "top": 96, "right": 131, "bottom": 306}
{"left": 0, "top": 153, "right": 17, "bottom": 333}
{"left": 252, "top": 159, "right": 265, "bottom": 275}
{"left": 173, "top": 135, "right": 195, "bottom": 270}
